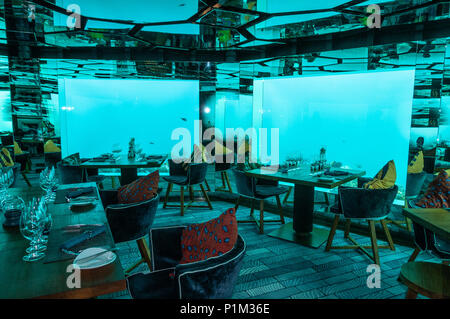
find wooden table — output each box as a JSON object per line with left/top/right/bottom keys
{"left": 0, "top": 183, "right": 126, "bottom": 299}
{"left": 403, "top": 208, "right": 450, "bottom": 241}
{"left": 246, "top": 167, "right": 366, "bottom": 248}
{"left": 80, "top": 155, "right": 167, "bottom": 185}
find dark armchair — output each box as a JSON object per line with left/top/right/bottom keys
{"left": 163, "top": 160, "right": 212, "bottom": 216}
{"left": 126, "top": 226, "right": 246, "bottom": 299}
{"left": 57, "top": 161, "right": 106, "bottom": 187}
{"left": 406, "top": 202, "right": 450, "bottom": 264}
{"left": 325, "top": 177, "right": 398, "bottom": 265}
{"left": 232, "top": 169, "right": 287, "bottom": 234}
{"left": 100, "top": 190, "right": 160, "bottom": 274}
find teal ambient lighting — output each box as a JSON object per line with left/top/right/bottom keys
{"left": 59, "top": 79, "right": 199, "bottom": 158}
{"left": 253, "top": 69, "right": 416, "bottom": 189}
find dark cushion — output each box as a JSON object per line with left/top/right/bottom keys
{"left": 179, "top": 208, "right": 238, "bottom": 264}
{"left": 118, "top": 170, "right": 159, "bottom": 204}
{"left": 127, "top": 268, "right": 177, "bottom": 299}
{"left": 255, "top": 185, "right": 289, "bottom": 199}
{"left": 163, "top": 175, "right": 189, "bottom": 185}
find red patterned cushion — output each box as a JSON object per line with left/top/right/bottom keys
{"left": 416, "top": 170, "right": 450, "bottom": 208}
{"left": 179, "top": 208, "right": 238, "bottom": 264}
{"left": 117, "top": 171, "right": 159, "bottom": 204}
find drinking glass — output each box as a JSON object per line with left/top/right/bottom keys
{"left": 40, "top": 168, "right": 58, "bottom": 203}
{"left": 20, "top": 203, "right": 46, "bottom": 262}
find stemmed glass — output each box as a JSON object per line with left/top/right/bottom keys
{"left": 0, "top": 168, "right": 14, "bottom": 203}
{"left": 40, "top": 167, "right": 58, "bottom": 203}
{"left": 30, "top": 197, "right": 52, "bottom": 245}
{"left": 19, "top": 201, "right": 46, "bottom": 262}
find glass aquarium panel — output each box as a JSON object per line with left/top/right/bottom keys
{"left": 253, "top": 69, "right": 416, "bottom": 189}
{"left": 59, "top": 79, "right": 199, "bottom": 158}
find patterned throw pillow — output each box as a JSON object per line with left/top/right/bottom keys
{"left": 62, "top": 153, "right": 81, "bottom": 166}
{"left": 364, "top": 160, "right": 397, "bottom": 189}
{"left": 416, "top": 170, "right": 450, "bottom": 208}
{"left": 179, "top": 208, "right": 238, "bottom": 264}
{"left": 117, "top": 170, "right": 159, "bottom": 204}
{"left": 408, "top": 151, "right": 424, "bottom": 174}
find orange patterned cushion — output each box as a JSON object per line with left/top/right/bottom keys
{"left": 179, "top": 208, "right": 238, "bottom": 264}
{"left": 117, "top": 171, "right": 159, "bottom": 204}
{"left": 416, "top": 170, "right": 450, "bottom": 208}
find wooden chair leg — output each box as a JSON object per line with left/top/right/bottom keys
{"left": 163, "top": 183, "right": 173, "bottom": 208}
{"left": 405, "top": 288, "right": 418, "bottom": 299}
{"left": 283, "top": 186, "right": 293, "bottom": 204}
{"left": 259, "top": 200, "right": 264, "bottom": 234}
{"left": 381, "top": 219, "right": 395, "bottom": 251}
{"left": 136, "top": 238, "right": 152, "bottom": 271}
{"left": 235, "top": 196, "right": 242, "bottom": 212}
{"left": 199, "top": 183, "right": 213, "bottom": 210}
{"left": 408, "top": 247, "right": 421, "bottom": 262}
{"left": 324, "top": 193, "right": 329, "bottom": 206}
{"left": 21, "top": 171, "right": 32, "bottom": 187}
{"left": 275, "top": 195, "right": 285, "bottom": 224}
{"left": 405, "top": 217, "right": 412, "bottom": 232}
{"left": 325, "top": 215, "right": 340, "bottom": 251}
{"left": 221, "top": 171, "right": 226, "bottom": 188}
{"left": 344, "top": 219, "right": 351, "bottom": 239}
{"left": 111, "top": 176, "right": 116, "bottom": 189}
{"left": 224, "top": 171, "right": 233, "bottom": 193}
{"left": 204, "top": 179, "right": 211, "bottom": 192}
{"left": 180, "top": 186, "right": 184, "bottom": 216}
{"left": 368, "top": 220, "right": 380, "bottom": 265}
{"left": 189, "top": 186, "right": 194, "bottom": 201}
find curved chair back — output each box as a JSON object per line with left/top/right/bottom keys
{"left": 176, "top": 234, "right": 246, "bottom": 299}
{"left": 57, "top": 162, "right": 83, "bottom": 185}
{"left": 232, "top": 169, "right": 255, "bottom": 198}
{"left": 187, "top": 163, "right": 208, "bottom": 185}
{"left": 44, "top": 152, "right": 62, "bottom": 168}
{"left": 339, "top": 185, "right": 398, "bottom": 220}
{"left": 168, "top": 159, "right": 188, "bottom": 176}
{"left": 405, "top": 172, "right": 426, "bottom": 198}
{"left": 106, "top": 194, "right": 159, "bottom": 243}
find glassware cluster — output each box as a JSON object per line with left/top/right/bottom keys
{"left": 39, "top": 167, "right": 58, "bottom": 203}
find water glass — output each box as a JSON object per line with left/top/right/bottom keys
{"left": 20, "top": 203, "right": 46, "bottom": 262}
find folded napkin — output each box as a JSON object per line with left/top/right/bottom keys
{"left": 60, "top": 224, "right": 107, "bottom": 251}
{"left": 324, "top": 170, "right": 349, "bottom": 177}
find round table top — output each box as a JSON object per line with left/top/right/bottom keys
{"left": 400, "top": 261, "right": 450, "bottom": 298}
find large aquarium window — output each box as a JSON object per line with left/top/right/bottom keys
{"left": 59, "top": 79, "right": 199, "bottom": 158}
{"left": 253, "top": 69, "right": 416, "bottom": 189}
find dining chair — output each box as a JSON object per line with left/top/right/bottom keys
{"left": 56, "top": 161, "right": 106, "bottom": 188}
{"left": 162, "top": 160, "right": 212, "bottom": 216}
{"left": 44, "top": 152, "right": 62, "bottom": 168}
{"left": 100, "top": 191, "right": 159, "bottom": 275}
{"left": 325, "top": 177, "right": 398, "bottom": 265}
{"left": 405, "top": 203, "right": 450, "bottom": 265}
{"left": 126, "top": 226, "right": 246, "bottom": 299}
{"left": 232, "top": 168, "right": 288, "bottom": 234}
{"left": 215, "top": 162, "right": 233, "bottom": 193}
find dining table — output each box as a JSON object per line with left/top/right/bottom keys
{"left": 0, "top": 182, "right": 126, "bottom": 299}
{"left": 403, "top": 208, "right": 450, "bottom": 241}
{"left": 80, "top": 155, "right": 167, "bottom": 185}
{"left": 245, "top": 166, "right": 366, "bottom": 248}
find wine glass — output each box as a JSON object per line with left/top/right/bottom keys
{"left": 40, "top": 167, "right": 58, "bottom": 203}
{"left": 20, "top": 203, "right": 46, "bottom": 262}
{"left": 30, "top": 197, "right": 52, "bottom": 245}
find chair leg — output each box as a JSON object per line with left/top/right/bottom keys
{"left": 199, "top": 183, "right": 213, "bottom": 210}
{"left": 250, "top": 198, "right": 255, "bottom": 217}
{"left": 324, "top": 193, "right": 329, "bottom": 206}
{"left": 405, "top": 288, "right": 418, "bottom": 299}
{"left": 325, "top": 215, "right": 340, "bottom": 252}
{"left": 344, "top": 219, "right": 351, "bottom": 239}
{"left": 189, "top": 186, "right": 194, "bottom": 201}
{"left": 21, "top": 171, "right": 32, "bottom": 187}
{"left": 408, "top": 247, "right": 421, "bottom": 262}
{"left": 224, "top": 171, "right": 233, "bottom": 193}
{"left": 381, "top": 219, "right": 395, "bottom": 251}
{"left": 111, "top": 176, "right": 116, "bottom": 189}
{"left": 235, "top": 196, "right": 242, "bottom": 212}
{"left": 259, "top": 200, "right": 264, "bottom": 234}
{"left": 405, "top": 217, "right": 412, "bottom": 232}
{"left": 283, "top": 186, "right": 293, "bottom": 204}
{"left": 136, "top": 238, "right": 152, "bottom": 271}
{"left": 275, "top": 195, "right": 285, "bottom": 224}
{"left": 205, "top": 179, "right": 211, "bottom": 192}
{"left": 163, "top": 183, "right": 173, "bottom": 208}
{"left": 368, "top": 220, "right": 380, "bottom": 265}
{"left": 180, "top": 186, "right": 184, "bottom": 216}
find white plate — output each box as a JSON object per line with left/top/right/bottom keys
{"left": 73, "top": 247, "right": 116, "bottom": 270}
